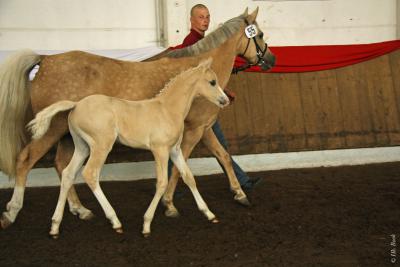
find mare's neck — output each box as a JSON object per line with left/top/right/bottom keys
{"left": 203, "top": 28, "right": 243, "bottom": 88}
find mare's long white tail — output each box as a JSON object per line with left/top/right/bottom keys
{"left": 0, "top": 49, "right": 42, "bottom": 177}
{"left": 27, "top": 100, "right": 77, "bottom": 140}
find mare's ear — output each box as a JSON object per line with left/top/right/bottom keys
{"left": 247, "top": 6, "right": 259, "bottom": 23}
{"left": 198, "top": 57, "right": 213, "bottom": 69}
{"left": 242, "top": 7, "right": 249, "bottom": 17}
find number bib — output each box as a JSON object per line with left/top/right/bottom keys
{"left": 245, "top": 24, "right": 258, "bottom": 38}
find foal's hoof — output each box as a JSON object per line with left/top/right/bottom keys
{"left": 115, "top": 227, "right": 124, "bottom": 234}
{"left": 235, "top": 196, "right": 251, "bottom": 207}
{"left": 79, "top": 210, "right": 95, "bottom": 221}
{"left": 0, "top": 214, "right": 12, "bottom": 229}
{"left": 49, "top": 233, "right": 59, "bottom": 240}
{"left": 142, "top": 232, "right": 151, "bottom": 238}
{"left": 164, "top": 209, "right": 180, "bottom": 218}
{"left": 210, "top": 217, "right": 219, "bottom": 224}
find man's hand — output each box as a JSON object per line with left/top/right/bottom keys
{"left": 223, "top": 89, "right": 236, "bottom": 104}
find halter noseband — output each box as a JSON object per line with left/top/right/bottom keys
{"left": 232, "top": 19, "right": 268, "bottom": 74}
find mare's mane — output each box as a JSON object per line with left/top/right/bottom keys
{"left": 166, "top": 15, "right": 245, "bottom": 58}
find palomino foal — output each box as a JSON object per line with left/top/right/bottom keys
{"left": 28, "top": 58, "right": 229, "bottom": 237}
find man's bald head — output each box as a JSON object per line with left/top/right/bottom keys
{"left": 190, "top": 4, "right": 210, "bottom": 36}
{"left": 190, "top": 4, "right": 208, "bottom": 17}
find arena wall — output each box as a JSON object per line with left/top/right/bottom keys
{"left": 0, "top": 0, "right": 396, "bottom": 49}
{"left": 216, "top": 50, "right": 400, "bottom": 155}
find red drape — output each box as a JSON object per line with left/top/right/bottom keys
{"left": 171, "top": 40, "right": 400, "bottom": 73}
{"left": 235, "top": 40, "right": 400, "bottom": 73}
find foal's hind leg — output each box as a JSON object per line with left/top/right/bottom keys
{"left": 169, "top": 147, "right": 218, "bottom": 223}
{"left": 201, "top": 128, "right": 250, "bottom": 206}
{"left": 50, "top": 135, "right": 89, "bottom": 238}
{"left": 1, "top": 116, "right": 68, "bottom": 229}
{"left": 143, "top": 147, "right": 169, "bottom": 237}
{"left": 55, "top": 136, "right": 93, "bottom": 220}
{"left": 81, "top": 141, "right": 122, "bottom": 233}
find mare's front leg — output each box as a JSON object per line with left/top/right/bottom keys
{"left": 162, "top": 126, "right": 205, "bottom": 218}
{"left": 55, "top": 136, "right": 93, "bottom": 220}
{"left": 169, "top": 146, "right": 218, "bottom": 223}
{"left": 1, "top": 114, "right": 68, "bottom": 229}
{"left": 143, "top": 147, "right": 169, "bottom": 237}
{"left": 201, "top": 127, "right": 250, "bottom": 206}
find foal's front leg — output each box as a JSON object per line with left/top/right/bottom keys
{"left": 162, "top": 127, "right": 204, "bottom": 217}
{"left": 169, "top": 147, "right": 218, "bottom": 223}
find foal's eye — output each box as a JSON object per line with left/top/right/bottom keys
{"left": 209, "top": 80, "right": 216, "bottom": 86}
{"left": 259, "top": 32, "right": 264, "bottom": 39}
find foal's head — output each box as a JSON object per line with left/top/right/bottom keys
{"left": 194, "top": 58, "right": 230, "bottom": 108}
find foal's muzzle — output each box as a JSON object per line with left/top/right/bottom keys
{"left": 218, "top": 96, "right": 230, "bottom": 107}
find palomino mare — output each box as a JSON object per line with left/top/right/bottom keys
{"left": 28, "top": 59, "right": 228, "bottom": 237}
{"left": 0, "top": 8, "right": 275, "bottom": 229}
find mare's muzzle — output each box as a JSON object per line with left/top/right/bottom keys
{"left": 259, "top": 52, "right": 276, "bottom": 71}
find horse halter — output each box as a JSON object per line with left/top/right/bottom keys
{"left": 232, "top": 19, "right": 269, "bottom": 74}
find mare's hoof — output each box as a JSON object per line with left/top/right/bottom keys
{"left": 115, "top": 227, "right": 124, "bottom": 234}
{"left": 235, "top": 196, "right": 251, "bottom": 207}
{"left": 165, "top": 209, "right": 180, "bottom": 218}
{"left": 0, "top": 214, "right": 12, "bottom": 229}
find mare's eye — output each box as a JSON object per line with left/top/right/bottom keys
{"left": 209, "top": 80, "right": 216, "bottom": 86}
{"left": 259, "top": 32, "right": 264, "bottom": 39}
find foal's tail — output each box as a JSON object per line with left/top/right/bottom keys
{"left": 27, "top": 101, "right": 77, "bottom": 140}
{"left": 0, "top": 50, "right": 42, "bottom": 177}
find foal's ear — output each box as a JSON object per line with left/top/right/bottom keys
{"left": 247, "top": 6, "right": 259, "bottom": 23}
{"left": 242, "top": 7, "right": 249, "bottom": 17}
{"left": 198, "top": 57, "right": 213, "bottom": 69}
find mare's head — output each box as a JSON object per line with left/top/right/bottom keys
{"left": 193, "top": 58, "right": 229, "bottom": 108}
{"left": 163, "top": 7, "right": 275, "bottom": 71}
{"left": 237, "top": 7, "right": 276, "bottom": 71}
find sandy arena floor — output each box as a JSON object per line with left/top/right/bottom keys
{"left": 0, "top": 162, "right": 399, "bottom": 267}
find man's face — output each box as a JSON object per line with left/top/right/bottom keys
{"left": 190, "top": 7, "right": 210, "bottom": 35}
